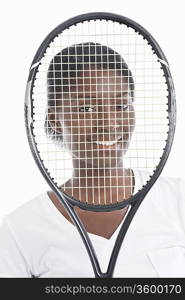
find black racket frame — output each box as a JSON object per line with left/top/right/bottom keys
{"left": 25, "top": 12, "right": 176, "bottom": 277}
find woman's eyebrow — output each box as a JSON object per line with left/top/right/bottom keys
{"left": 115, "top": 92, "right": 129, "bottom": 98}
{"left": 74, "top": 92, "right": 129, "bottom": 100}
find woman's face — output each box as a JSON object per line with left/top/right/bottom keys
{"left": 53, "top": 68, "right": 135, "bottom": 168}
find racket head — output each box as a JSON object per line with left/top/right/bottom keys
{"left": 25, "top": 12, "right": 176, "bottom": 212}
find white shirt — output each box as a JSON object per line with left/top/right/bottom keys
{"left": 0, "top": 171, "right": 185, "bottom": 278}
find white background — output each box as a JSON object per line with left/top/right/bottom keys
{"left": 0, "top": 0, "right": 184, "bottom": 222}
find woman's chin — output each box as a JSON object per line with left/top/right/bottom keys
{"left": 84, "top": 157, "right": 125, "bottom": 169}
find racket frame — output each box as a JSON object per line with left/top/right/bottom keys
{"left": 25, "top": 12, "right": 176, "bottom": 277}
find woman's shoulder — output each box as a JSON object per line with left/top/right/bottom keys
{"left": 134, "top": 168, "right": 185, "bottom": 198}
{"left": 153, "top": 174, "right": 185, "bottom": 200}
{"left": 2, "top": 192, "right": 51, "bottom": 231}
{"left": 149, "top": 174, "right": 185, "bottom": 231}
{"left": 133, "top": 169, "right": 185, "bottom": 229}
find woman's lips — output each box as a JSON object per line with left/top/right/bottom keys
{"left": 91, "top": 135, "right": 122, "bottom": 143}
{"left": 92, "top": 136, "right": 123, "bottom": 150}
{"left": 94, "top": 136, "right": 122, "bottom": 146}
{"left": 93, "top": 143, "right": 118, "bottom": 150}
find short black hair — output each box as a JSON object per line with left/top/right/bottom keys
{"left": 46, "top": 42, "right": 134, "bottom": 139}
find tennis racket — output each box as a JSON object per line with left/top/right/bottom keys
{"left": 25, "top": 12, "right": 176, "bottom": 278}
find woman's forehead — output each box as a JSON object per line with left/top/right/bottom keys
{"left": 64, "top": 69, "right": 129, "bottom": 97}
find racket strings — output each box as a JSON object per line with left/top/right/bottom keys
{"left": 32, "top": 19, "right": 169, "bottom": 206}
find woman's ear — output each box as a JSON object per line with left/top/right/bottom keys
{"left": 47, "top": 108, "right": 63, "bottom": 134}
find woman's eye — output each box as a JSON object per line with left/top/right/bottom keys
{"left": 117, "top": 104, "right": 129, "bottom": 111}
{"left": 79, "top": 106, "right": 95, "bottom": 112}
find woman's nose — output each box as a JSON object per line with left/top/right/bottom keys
{"left": 95, "top": 109, "right": 120, "bottom": 132}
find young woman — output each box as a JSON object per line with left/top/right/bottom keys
{"left": 47, "top": 43, "right": 135, "bottom": 240}
{"left": 0, "top": 43, "right": 185, "bottom": 278}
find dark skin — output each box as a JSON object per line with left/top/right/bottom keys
{"left": 48, "top": 68, "right": 135, "bottom": 239}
